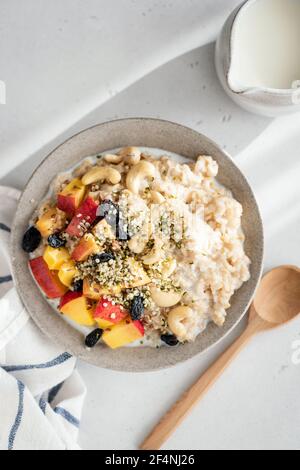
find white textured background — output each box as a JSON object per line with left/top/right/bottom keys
{"left": 0, "top": 0, "right": 300, "bottom": 450}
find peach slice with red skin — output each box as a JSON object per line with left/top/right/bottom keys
{"left": 36, "top": 207, "right": 67, "bottom": 238}
{"left": 71, "top": 234, "right": 99, "bottom": 262}
{"left": 66, "top": 197, "right": 99, "bottom": 238}
{"left": 58, "top": 260, "right": 79, "bottom": 288}
{"left": 102, "top": 318, "right": 145, "bottom": 349}
{"left": 59, "top": 291, "right": 96, "bottom": 326}
{"left": 43, "top": 246, "right": 71, "bottom": 270}
{"left": 93, "top": 298, "right": 128, "bottom": 329}
{"left": 83, "top": 278, "right": 122, "bottom": 300}
{"left": 59, "top": 291, "right": 82, "bottom": 309}
{"left": 30, "top": 257, "right": 68, "bottom": 299}
{"left": 57, "top": 179, "right": 86, "bottom": 216}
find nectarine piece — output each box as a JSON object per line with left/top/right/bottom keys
{"left": 59, "top": 290, "right": 82, "bottom": 309}
{"left": 71, "top": 234, "right": 99, "bottom": 262}
{"left": 43, "top": 246, "right": 70, "bottom": 270}
{"left": 57, "top": 179, "right": 86, "bottom": 216}
{"left": 93, "top": 298, "right": 128, "bottom": 329}
{"left": 102, "top": 318, "right": 145, "bottom": 349}
{"left": 66, "top": 197, "right": 98, "bottom": 238}
{"left": 83, "top": 278, "right": 122, "bottom": 300}
{"left": 59, "top": 292, "right": 96, "bottom": 326}
{"left": 36, "top": 208, "right": 66, "bottom": 238}
{"left": 30, "top": 257, "right": 68, "bottom": 299}
{"left": 58, "top": 260, "right": 79, "bottom": 288}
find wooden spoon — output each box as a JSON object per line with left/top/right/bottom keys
{"left": 140, "top": 266, "right": 300, "bottom": 450}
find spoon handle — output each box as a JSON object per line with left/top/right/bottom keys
{"left": 140, "top": 312, "right": 265, "bottom": 450}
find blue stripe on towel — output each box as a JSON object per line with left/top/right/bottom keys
{"left": 39, "top": 397, "right": 47, "bottom": 415}
{"left": 0, "top": 223, "right": 11, "bottom": 233}
{"left": 48, "top": 382, "right": 64, "bottom": 404}
{"left": 54, "top": 407, "right": 80, "bottom": 428}
{"left": 2, "top": 352, "right": 72, "bottom": 373}
{"left": 0, "top": 275, "right": 13, "bottom": 284}
{"left": 8, "top": 381, "right": 25, "bottom": 450}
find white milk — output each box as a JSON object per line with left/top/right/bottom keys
{"left": 229, "top": 0, "right": 300, "bottom": 90}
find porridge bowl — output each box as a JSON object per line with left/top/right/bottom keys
{"left": 11, "top": 119, "right": 264, "bottom": 372}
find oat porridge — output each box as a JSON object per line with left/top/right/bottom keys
{"left": 22, "top": 147, "right": 251, "bottom": 350}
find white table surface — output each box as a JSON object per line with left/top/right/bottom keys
{"left": 1, "top": 1, "right": 300, "bottom": 451}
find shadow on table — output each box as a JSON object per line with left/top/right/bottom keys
{"left": 1, "top": 43, "right": 271, "bottom": 189}
{"left": 98, "top": 42, "right": 272, "bottom": 156}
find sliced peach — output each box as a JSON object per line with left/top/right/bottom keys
{"left": 93, "top": 298, "right": 128, "bottom": 329}
{"left": 58, "top": 260, "right": 79, "bottom": 288}
{"left": 71, "top": 234, "right": 99, "bottom": 262}
{"left": 30, "top": 257, "right": 68, "bottom": 299}
{"left": 59, "top": 291, "right": 82, "bottom": 309}
{"left": 83, "top": 278, "right": 122, "bottom": 300}
{"left": 66, "top": 197, "right": 98, "bottom": 238}
{"left": 59, "top": 292, "right": 96, "bottom": 326}
{"left": 102, "top": 319, "right": 144, "bottom": 349}
{"left": 43, "top": 246, "right": 70, "bottom": 270}
{"left": 57, "top": 179, "right": 86, "bottom": 216}
{"left": 36, "top": 208, "right": 66, "bottom": 238}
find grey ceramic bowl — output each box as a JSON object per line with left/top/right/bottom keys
{"left": 11, "top": 118, "right": 264, "bottom": 372}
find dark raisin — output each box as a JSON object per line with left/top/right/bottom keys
{"left": 85, "top": 329, "right": 103, "bottom": 348}
{"left": 72, "top": 279, "right": 83, "bottom": 292}
{"left": 48, "top": 233, "right": 66, "bottom": 248}
{"left": 92, "top": 253, "right": 115, "bottom": 265}
{"left": 22, "top": 226, "right": 42, "bottom": 253}
{"left": 161, "top": 334, "right": 179, "bottom": 347}
{"left": 130, "top": 296, "right": 145, "bottom": 321}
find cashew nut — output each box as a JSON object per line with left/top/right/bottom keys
{"left": 82, "top": 167, "right": 121, "bottom": 186}
{"left": 168, "top": 306, "right": 197, "bottom": 342}
{"left": 119, "top": 147, "right": 141, "bottom": 165}
{"left": 161, "top": 258, "right": 177, "bottom": 279}
{"left": 103, "top": 154, "right": 123, "bottom": 164}
{"left": 126, "top": 161, "right": 156, "bottom": 194}
{"left": 142, "top": 239, "right": 164, "bottom": 265}
{"left": 150, "top": 191, "right": 165, "bottom": 204}
{"left": 150, "top": 286, "right": 182, "bottom": 308}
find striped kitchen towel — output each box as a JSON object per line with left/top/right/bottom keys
{"left": 0, "top": 186, "right": 86, "bottom": 451}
